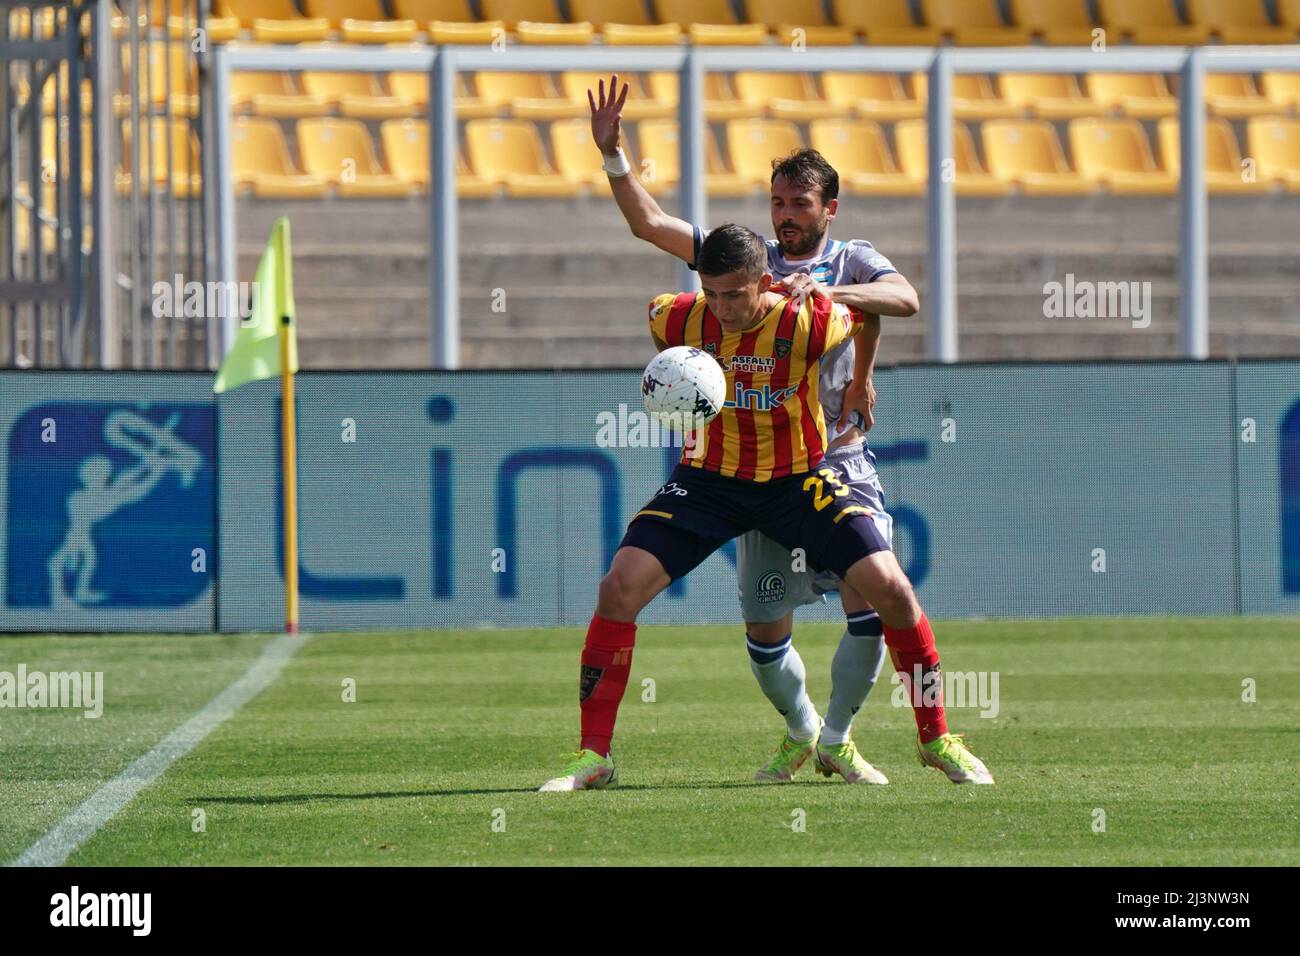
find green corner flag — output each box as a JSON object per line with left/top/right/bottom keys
{"left": 214, "top": 217, "right": 299, "bottom": 394}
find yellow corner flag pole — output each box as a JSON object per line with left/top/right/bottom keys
{"left": 214, "top": 216, "right": 300, "bottom": 635}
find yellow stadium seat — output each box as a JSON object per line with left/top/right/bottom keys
{"left": 1261, "top": 72, "right": 1300, "bottom": 110}
{"left": 342, "top": 19, "right": 420, "bottom": 42}
{"left": 1000, "top": 73, "right": 1100, "bottom": 119}
{"left": 480, "top": 0, "right": 563, "bottom": 28}
{"left": 40, "top": 117, "right": 94, "bottom": 195}
{"left": 430, "top": 20, "right": 506, "bottom": 42}
{"left": 748, "top": 0, "right": 857, "bottom": 44}
{"left": 391, "top": 72, "right": 495, "bottom": 117}
{"left": 657, "top": 0, "right": 736, "bottom": 25}
{"left": 1096, "top": 0, "right": 1210, "bottom": 44}
{"left": 551, "top": 118, "right": 629, "bottom": 189}
{"left": 231, "top": 117, "right": 330, "bottom": 198}
{"left": 393, "top": 0, "right": 474, "bottom": 17}
{"left": 132, "top": 43, "right": 199, "bottom": 116}
{"left": 822, "top": 72, "right": 922, "bottom": 120}
{"left": 982, "top": 119, "right": 1096, "bottom": 194}
{"left": 733, "top": 73, "right": 849, "bottom": 120}
{"left": 217, "top": 0, "right": 293, "bottom": 26}
{"left": 1011, "top": 0, "right": 1097, "bottom": 44}
{"left": 726, "top": 119, "right": 805, "bottom": 186}
{"left": 121, "top": 118, "right": 203, "bottom": 198}
{"left": 1246, "top": 116, "right": 1300, "bottom": 190}
{"left": 605, "top": 23, "right": 684, "bottom": 43}
{"left": 252, "top": 18, "right": 332, "bottom": 42}
{"left": 476, "top": 72, "right": 582, "bottom": 119}
{"left": 1086, "top": 73, "right": 1177, "bottom": 119}
{"left": 689, "top": 23, "right": 770, "bottom": 43}
{"left": 517, "top": 21, "right": 595, "bottom": 43}
{"left": 1204, "top": 74, "right": 1278, "bottom": 118}
{"left": 168, "top": 14, "right": 241, "bottom": 42}
{"left": 830, "top": 0, "right": 942, "bottom": 44}
{"left": 923, "top": 0, "right": 1034, "bottom": 44}
{"left": 1070, "top": 117, "right": 1177, "bottom": 195}
{"left": 635, "top": 119, "right": 754, "bottom": 196}
{"left": 809, "top": 119, "right": 922, "bottom": 195}
{"left": 302, "top": 0, "right": 386, "bottom": 29}
{"left": 1281, "top": 0, "right": 1300, "bottom": 35}
{"left": 893, "top": 119, "right": 1010, "bottom": 196}
{"left": 1188, "top": 0, "right": 1296, "bottom": 43}
{"left": 913, "top": 73, "right": 1021, "bottom": 119}
{"left": 647, "top": 72, "right": 760, "bottom": 120}
{"left": 1156, "top": 116, "right": 1274, "bottom": 194}
{"left": 570, "top": 0, "right": 650, "bottom": 27}
{"left": 301, "top": 73, "right": 410, "bottom": 119}
{"left": 561, "top": 74, "right": 673, "bottom": 120}
{"left": 232, "top": 73, "right": 331, "bottom": 117}
{"left": 378, "top": 116, "right": 497, "bottom": 196}
{"left": 464, "top": 118, "right": 584, "bottom": 197}
{"left": 296, "top": 118, "right": 412, "bottom": 197}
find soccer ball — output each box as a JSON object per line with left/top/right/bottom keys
{"left": 641, "top": 346, "right": 727, "bottom": 429}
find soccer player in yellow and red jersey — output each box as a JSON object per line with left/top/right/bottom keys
{"left": 539, "top": 225, "right": 994, "bottom": 791}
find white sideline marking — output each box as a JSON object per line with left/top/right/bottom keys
{"left": 9, "top": 632, "right": 308, "bottom": 867}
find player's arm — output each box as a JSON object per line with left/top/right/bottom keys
{"left": 589, "top": 75, "right": 696, "bottom": 264}
{"left": 841, "top": 311, "right": 881, "bottom": 431}
{"left": 826, "top": 273, "right": 918, "bottom": 318}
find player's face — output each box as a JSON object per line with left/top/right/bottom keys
{"left": 770, "top": 175, "right": 837, "bottom": 258}
{"left": 700, "top": 270, "right": 774, "bottom": 331}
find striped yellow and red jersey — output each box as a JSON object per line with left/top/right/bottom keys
{"left": 648, "top": 291, "right": 864, "bottom": 482}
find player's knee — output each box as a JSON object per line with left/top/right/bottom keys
{"left": 596, "top": 568, "right": 646, "bottom": 621}
{"left": 872, "top": 573, "right": 920, "bottom": 626}
{"left": 746, "top": 618, "right": 790, "bottom": 644}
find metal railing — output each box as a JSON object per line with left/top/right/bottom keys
{"left": 210, "top": 42, "right": 1300, "bottom": 369}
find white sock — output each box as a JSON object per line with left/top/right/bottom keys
{"left": 822, "top": 612, "right": 887, "bottom": 746}
{"left": 747, "top": 633, "right": 819, "bottom": 742}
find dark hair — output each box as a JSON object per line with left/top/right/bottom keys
{"left": 770, "top": 148, "right": 839, "bottom": 203}
{"left": 696, "top": 223, "right": 767, "bottom": 279}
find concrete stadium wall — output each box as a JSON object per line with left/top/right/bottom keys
{"left": 3, "top": 362, "right": 1299, "bottom": 632}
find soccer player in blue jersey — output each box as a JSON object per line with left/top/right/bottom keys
{"left": 586, "top": 76, "right": 991, "bottom": 786}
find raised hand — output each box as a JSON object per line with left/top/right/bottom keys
{"left": 588, "top": 73, "right": 629, "bottom": 157}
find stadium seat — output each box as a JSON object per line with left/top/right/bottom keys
{"left": 475, "top": 72, "right": 583, "bottom": 119}
{"left": 1070, "top": 117, "right": 1177, "bottom": 194}
{"left": 1261, "top": 72, "right": 1300, "bottom": 110}
{"left": 231, "top": 117, "right": 330, "bottom": 199}
{"left": 121, "top": 118, "right": 203, "bottom": 198}
{"left": 132, "top": 42, "right": 199, "bottom": 117}
{"left": 922, "top": 0, "right": 1034, "bottom": 45}
{"left": 296, "top": 118, "right": 412, "bottom": 197}
{"left": 1188, "top": 0, "right": 1296, "bottom": 44}
{"left": 517, "top": 21, "right": 595, "bottom": 43}
{"left": 1156, "top": 117, "right": 1273, "bottom": 194}
{"left": 733, "top": 73, "right": 849, "bottom": 120}
{"left": 982, "top": 119, "right": 1096, "bottom": 194}
{"left": 829, "top": 0, "right": 942, "bottom": 44}
{"left": 635, "top": 119, "right": 754, "bottom": 196}
{"left": 301, "top": 73, "right": 410, "bottom": 119}
{"left": 302, "top": 0, "right": 389, "bottom": 30}
{"left": 379, "top": 117, "right": 497, "bottom": 196}
{"left": 480, "top": 0, "right": 564, "bottom": 28}
{"left": 390, "top": 72, "right": 494, "bottom": 117}
{"left": 822, "top": 72, "right": 923, "bottom": 120}
{"left": 232, "top": 73, "right": 331, "bottom": 118}
{"left": 574, "top": 0, "right": 681, "bottom": 44}
{"left": 1246, "top": 116, "right": 1300, "bottom": 190}
{"left": 464, "top": 118, "right": 584, "bottom": 197}
{"left": 168, "top": 13, "right": 240, "bottom": 42}
{"left": 893, "top": 119, "right": 1011, "bottom": 196}
{"left": 1096, "top": 0, "right": 1209, "bottom": 44}
{"left": 746, "top": 0, "right": 857, "bottom": 46}
{"left": 913, "top": 73, "right": 1021, "bottom": 119}
{"left": 647, "top": 72, "right": 760, "bottom": 120}
{"left": 1011, "top": 0, "right": 1097, "bottom": 45}
{"left": 392, "top": 0, "right": 476, "bottom": 22}
{"left": 40, "top": 117, "right": 94, "bottom": 195}
{"left": 808, "top": 119, "right": 922, "bottom": 196}
{"left": 341, "top": 19, "right": 420, "bottom": 42}
{"left": 656, "top": 0, "right": 736, "bottom": 26}
{"left": 429, "top": 20, "right": 506, "bottom": 43}
{"left": 216, "top": 0, "right": 333, "bottom": 41}
{"left": 604, "top": 22, "right": 684, "bottom": 44}
{"left": 1281, "top": 0, "right": 1300, "bottom": 36}
{"left": 725, "top": 119, "right": 805, "bottom": 186}
{"left": 999, "top": 74, "right": 1100, "bottom": 119}
{"left": 561, "top": 74, "right": 673, "bottom": 120}
{"left": 1203, "top": 74, "right": 1278, "bottom": 118}
{"left": 1086, "top": 73, "right": 1178, "bottom": 119}
{"left": 689, "top": 23, "right": 769, "bottom": 43}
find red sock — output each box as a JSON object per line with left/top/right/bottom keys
{"left": 579, "top": 614, "right": 637, "bottom": 757}
{"left": 883, "top": 612, "right": 948, "bottom": 744}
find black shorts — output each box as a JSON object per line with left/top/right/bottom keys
{"left": 619, "top": 463, "right": 889, "bottom": 583}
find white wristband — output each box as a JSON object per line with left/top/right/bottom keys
{"left": 603, "top": 148, "right": 631, "bottom": 177}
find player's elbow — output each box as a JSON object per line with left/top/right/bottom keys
{"left": 897, "top": 285, "right": 920, "bottom": 317}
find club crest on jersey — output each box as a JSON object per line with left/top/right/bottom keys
{"left": 811, "top": 263, "right": 834, "bottom": 284}
{"left": 702, "top": 342, "right": 718, "bottom": 356}
{"left": 774, "top": 337, "right": 793, "bottom": 359}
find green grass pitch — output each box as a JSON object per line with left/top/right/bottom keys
{"left": 2, "top": 618, "right": 1296, "bottom": 866}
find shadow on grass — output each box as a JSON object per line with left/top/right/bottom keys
{"left": 189, "top": 780, "right": 828, "bottom": 804}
